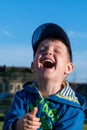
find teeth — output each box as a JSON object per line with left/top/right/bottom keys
{"left": 42, "top": 59, "right": 54, "bottom": 64}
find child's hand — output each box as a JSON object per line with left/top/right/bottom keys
{"left": 15, "top": 107, "right": 41, "bottom": 130}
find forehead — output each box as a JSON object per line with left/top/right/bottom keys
{"left": 37, "top": 38, "right": 68, "bottom": 50}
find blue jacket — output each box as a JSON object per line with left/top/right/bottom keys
{"left": 3, "top": 81, "right": 86, "bottom": 130}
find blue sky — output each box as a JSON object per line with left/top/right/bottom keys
{"left": 0, "top": 0, "right": 87, "bottom": 83}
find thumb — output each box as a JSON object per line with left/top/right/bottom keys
{"left": 30, "top": 107, "right": 38, "bottom": 116}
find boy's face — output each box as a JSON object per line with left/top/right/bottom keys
{"left": 31, "top": 39, "right": 74, "bottom": 82}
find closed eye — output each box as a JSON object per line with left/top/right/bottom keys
{"left": 54, "top": 49, "right": 60, "bottom": 53}
{"left": 38, "top": 47, "right": 48, "bottom": 53}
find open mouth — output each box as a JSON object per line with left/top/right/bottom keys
{"left": 42, "top": 59, "right": 55, "bottom": 69}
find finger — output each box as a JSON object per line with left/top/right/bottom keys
{"left": 27, "top": 119, "right": 41, "bottom": 126}
{"left": 28, "top": 116, "right": 40, "bottom": 122}
{"left": 30, "top": 107, "right": 38, "bottom": 116}
{"left": 26, "top": 120, "right": 41, "bottom": 130}
{"left": 22, "top": 117, "right": 41, "bottom": 129}
{"left": 24, "top": 113, "right": 40, "bottom": 122}
{"left": 22, "top": 118, "right": 41, "bottom": 129}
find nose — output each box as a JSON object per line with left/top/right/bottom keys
{"left": 46, "top": 48, "right": 53, "bottom": 55}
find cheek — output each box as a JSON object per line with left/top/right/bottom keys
{"left": 33, "top": 58, "right": 39, "bottom": 71}
{"left": 57, "top": 56, "right": 66, "bottom": 65}
{"left": 57, "top": 58, "right": 67, "bottom": 72}
{"left": 33, "top": 61, "right": 37, "bottom": 69}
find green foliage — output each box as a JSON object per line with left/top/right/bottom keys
{"left": 0, "top": 113, "right": 4, "bottom": 117}
{"left": 7, "top": 66, "right": 17, "bottom": 73}
{"left": 0, "top": 122, "right": 3, "bottom": 130}
{"left": 83, "top": 124, "right": 87, "bottom": 130}
{"left": 0, "top": 66, "right": 35, "bottom": 87}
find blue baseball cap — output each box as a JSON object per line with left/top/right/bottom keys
{"left": 32, "top": 23, "right": 72, "bottom": 62}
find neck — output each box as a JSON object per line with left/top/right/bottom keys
{"left": 36, "top": 79, "right": 65, "bottom": 97}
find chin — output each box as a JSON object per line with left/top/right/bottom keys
{"left": 39, "top": 71, "right": 55, "bottom": 79}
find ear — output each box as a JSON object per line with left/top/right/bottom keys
{"left": 64, "top": 63, "right": 74, "bottom": 75}
{"left": 31, "top": 61, "right": 35, "bottom": 73}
